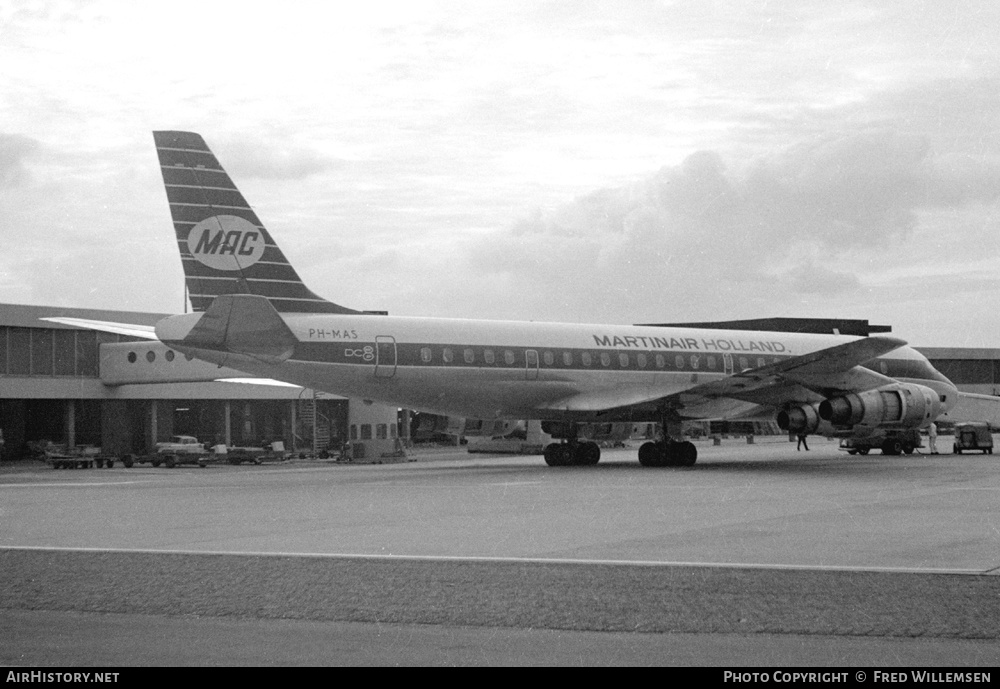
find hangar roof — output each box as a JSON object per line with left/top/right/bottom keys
{"left": 0, "top": 302, "right": 167, "bottom": 330}
{"left": 916, "top": 347, "right": 1000, "bottom": 360}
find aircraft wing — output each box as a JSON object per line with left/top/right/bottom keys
{"left": 538, "top": 336, "right": 907, "bottom": 415}
{"left": 681, "top": 336, "right": 905, "bottom": 402}
{"left": 40, "top": 317, "right": 159, "bottom": 340}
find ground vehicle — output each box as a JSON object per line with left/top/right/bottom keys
{"left": 44, "top": 444, "right": 131, "bottom": 469}
{"left": 952, "top": 422, "right": 994, "bottom": 454}
{"left": 145, "top": 435, "right": 212, "bottom": 467}
{"left": 223, "top": 443, "right": 287, "bottom": 465}
{"left": 839, "top": 429, "right": 922, "bottom": 456}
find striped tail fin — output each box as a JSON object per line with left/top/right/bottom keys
{"left": 153, "top": 131, "right": 360, "bottom": 314}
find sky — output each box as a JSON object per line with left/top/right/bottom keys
{"left": 1, "top": 0, "right": 999, "bottom": 347}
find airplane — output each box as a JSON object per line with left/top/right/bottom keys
{"left": 47, "top": 130, "right": 968, "bottom": 468}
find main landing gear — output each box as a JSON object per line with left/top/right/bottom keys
{"left": 637, "top": 440, "right": 697, "bottom": 467}
{"left": 543, "top": 440, "right": 602, "bottom": 467}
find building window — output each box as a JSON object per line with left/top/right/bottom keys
{"left": 30, "top": 329, "right": 54, "bottom": 376}
{"left": 376, "top": 423, "right": 387, "bottom": 439}
{"left": 75, "top": 331, "right": 98, "bottom": 376}
{"left": 8, "top": 328, "right": 30, "bottom": 375}
{"left": 350, "top": 425, "right": 358, "bottom": 440}
{"left": 361, "top": 424, "right": 372, "bottom": 440}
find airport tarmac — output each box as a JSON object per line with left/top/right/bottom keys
{"left": 2, "top": 437, "right": 999, "bottom": 666}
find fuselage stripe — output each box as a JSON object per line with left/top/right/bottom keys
{"left": 282, "top": 340, "right": 947, "bottom": 383}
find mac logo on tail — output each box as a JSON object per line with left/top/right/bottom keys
{"left": 187, "top": 215, "right": 265, "bottom": 271}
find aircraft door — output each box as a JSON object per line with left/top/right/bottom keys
{"left": 375, "top": 336, "right": 397, "bottom": 378}
{"left": 723, "top": 353, "right": 734, "bottom": 376}
{"left": 525, "top": 349, "right": 539, "bottom": 381}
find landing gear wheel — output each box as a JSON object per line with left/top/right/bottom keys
{"left": 857, "top": 448, "right": 870, "bottom": 456}
{"left": 679, "top": 441, "right": 697, "bottom": 467}
{"left": 637, "top": 440, "right": 696, "bottom": 467}
{"left": 575, "top": 441, "right": 601, "bottom": 466}
{"left": 638, "top": 441, "right": 660, "bottom": 467}
{"left": 543, "top": 443, "right": 573, "bottom": 467}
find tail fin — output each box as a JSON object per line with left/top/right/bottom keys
{"left": 153, "top": 131, "right": 359, "bottom": 314}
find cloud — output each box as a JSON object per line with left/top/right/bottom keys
{"left": 453, "top": 127, "right": 1000, "bottom": 324}
{"left": 0, "top": 133, "right": 40, "bottom": 188}
{"left": 214, "top": 136, "right": 345, "bottom": 180}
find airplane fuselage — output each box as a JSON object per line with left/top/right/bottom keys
{"left": 157, "top": 312, "right": 957, "bottom": 425}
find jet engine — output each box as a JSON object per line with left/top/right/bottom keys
{"left": 776, "top": 403, "right": 823, "bottom": 434}
{"left": 818, "top": 383, "right": 942, "bottom": 430}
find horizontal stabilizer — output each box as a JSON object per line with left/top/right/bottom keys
{"left": 172, "top": 294, "right": 298, "bottom": 362}
{"left": 40, "top": 317, "right": 159, "bottom": 340}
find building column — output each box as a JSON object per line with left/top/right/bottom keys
{"left": 224, "top": 400, "right": 232, "bottom": 446}
{"left": 66, "top": 399, "right": 76, "bottom": 449}
{"left": 149, "top": 400, "right": 158, "bottom": 449}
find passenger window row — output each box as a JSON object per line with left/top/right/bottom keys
{"left": 417, "top": 346, "right": 779, "bottom": 371}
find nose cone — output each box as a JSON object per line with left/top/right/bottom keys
{"left": 154, "top": 312, "right": 204, "bottom": 343}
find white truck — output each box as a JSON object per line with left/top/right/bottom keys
{"left": 143, "top": 435, "right": 213, "bottom": 468}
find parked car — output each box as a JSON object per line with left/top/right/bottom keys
{"left": 155, "top": 435, "right": 207, "bottom": 454}
{"left": 952, "top": 422, "right": 994, "bottom": 455}
{"left": 148, "top": 435, "right": 212, "bottom": 467}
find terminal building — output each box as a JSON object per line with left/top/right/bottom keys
{"left": 0, "top": 303, "right": 402, "bottom": 462}
{"left": 0, "top": 303, "right": 997, "bottom": 462}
